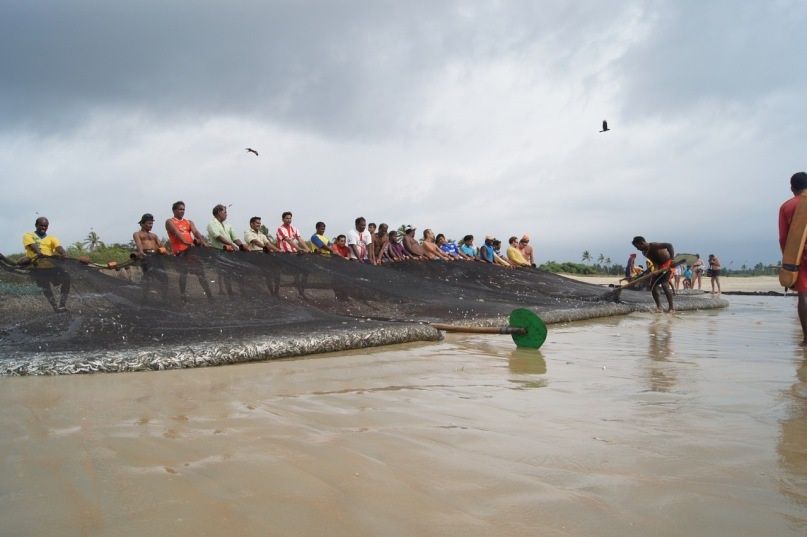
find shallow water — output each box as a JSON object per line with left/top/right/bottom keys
{"left": 1, "top": 296, "right": 806, "bottom": 536}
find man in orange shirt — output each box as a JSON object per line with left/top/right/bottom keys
{"left": 778, "top": 171, "right": 807, "bottom": 344}
{"left": 164, "top": 201, "right": 212, "bottom": 300}
{"left": 165, "top": 201, "right": 207, "bottom": 254}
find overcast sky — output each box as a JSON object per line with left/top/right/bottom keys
{"left": 1, "top": 0, "right": 805, "bottom": 267}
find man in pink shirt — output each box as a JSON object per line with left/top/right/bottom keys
{"left": 276, "top": 211, "right": 309, "bottom": 253}
{"left": 778, "top": 171, "right": 807, "bottom": 344}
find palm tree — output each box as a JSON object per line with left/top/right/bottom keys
{"left": 83, "top": 230, "right": 104, "bottom": 252}
{"left": 70, "top": 241, "right": 86, "bottom": 254}
{"left": 581, "top": 250, "right": 591, "bottom": 263}
{"left": 605, "top": 257, "right": 611, "bottom": 265}
{"left": 597, "top": 253, "right": 605, "bottom": 264}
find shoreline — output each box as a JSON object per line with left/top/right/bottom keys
{"left": 562, "top": 274, "right": 784, "bottom": 294}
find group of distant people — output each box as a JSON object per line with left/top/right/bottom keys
{"left": 13, "top": 201, "right": 538, "bottom": 311}
{"left": 669, "top": 254, "right": 721, "bottom": 295}
{"left": 627, "top": 238, "right": 722, "bottom": 313}
{"left": 131, "top": 201, "right": 537, "bottom": 268}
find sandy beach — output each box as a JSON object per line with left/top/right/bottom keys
{"left": 564, "top": 274, "right": 784, "bottom": 294}
{"left": 1, "top": 295, "right": 805, "bottom": 536}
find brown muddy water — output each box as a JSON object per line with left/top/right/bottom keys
{"left": 1, "top": 296, "right": 806, "bottom": 537}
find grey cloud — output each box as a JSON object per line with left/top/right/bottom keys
{"left": 1, "top": 1, "right": 635, "bottom": 138}
{"left": 617, "top": 1, "right": 807, "bottom": 120}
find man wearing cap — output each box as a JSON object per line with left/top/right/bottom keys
{"left": 479, "top": 236, "right": 496, "bottom": 263}
{"left": 133, "top": 213, "right": 165, "bottom": 258}
{"left": 133, "top": 213, "right": 168, "bottom": 298}
{"left": 403, "top": 226, "right": 426, "bottom": 259}
{"left": 518, "top": 235, "right": 535, "bottom": 267}
{"left": 208, "top": 204, "right": 247, "bottom": 252}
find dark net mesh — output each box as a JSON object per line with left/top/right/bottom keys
{"left": 0, "top": 250, "right": 653, "bottom": 373}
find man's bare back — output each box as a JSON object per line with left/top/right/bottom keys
{"left": 645, "top": 242, "right": 674, "bottom": 267}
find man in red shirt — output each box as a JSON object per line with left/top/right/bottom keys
{"left": 778, "top": 171, "right": 807, "bottom": 344}
{"left": 164, "top": 201, "right": 212, "bottom": 300}
{"left": 165, "top": 201, "right": 207, "bottom": 254}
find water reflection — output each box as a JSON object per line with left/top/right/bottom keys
{"left": 778, "top": 351, "right": 807, "bottom": 508}
{"left": 645, "top": 317, "right": 677, "bottom": 392}
{"left": 508, "top": 349, "right": 547, "bottom": 389}
{"left": 508, "top": 349, "right": 547, "bottom": 375}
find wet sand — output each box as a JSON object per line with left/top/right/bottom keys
{"left": 566, "top": 274, "right": 783, "bottom": 293}
{"left": 1, "top": 296, "right": 806, "bottom": 536}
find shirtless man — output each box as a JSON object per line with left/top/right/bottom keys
{"left": 506, "top": 236, "right": 531, "bottom": 267}
{"left": 421, "top": 229, "right": 452, "bottom": 260}
{"left": 133, "top": 213, "right": 164, "bottom": 257}
{"left": 402, "top": 227, "right": 426, "bottom": 260}
{"left": 518, "top": 235, "right": 535, "bottom": 267}
{"left": 133, "top": 213, "right": 167, "bottom": 299}
{"left": 373, "top": 223, "right": 389, "bottom": 261}
{"left": 632, "top": 236, "right": 675, "bottom": 312}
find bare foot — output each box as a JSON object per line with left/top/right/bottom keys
{"left": 667, "top": 308, "right": 675, "bottom": 313}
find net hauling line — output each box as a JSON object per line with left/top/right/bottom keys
{"left": 431, "top": 308, "right": 548, "bottom": 349}
{"left": 600, "top": 253, "right": 695, "bottom": 301}
{"left": 0, "top": 252, "right": 142, "bottom": 272}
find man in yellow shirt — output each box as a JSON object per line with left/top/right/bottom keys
{"left": 22, "top": 217, "right": 71, "bottom": 312}
{"left": 507, "top": 236, "right": 531, "bottom": 267}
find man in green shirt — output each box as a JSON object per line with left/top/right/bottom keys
{"left": 207, "top": 204, "right": 247, "bottom": 252}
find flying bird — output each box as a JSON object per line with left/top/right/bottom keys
{"left": 245, "top": 148, "right": 259, "bottom": 156}
{"left": 599, "top": 120, "right": 610, "bottom": 133}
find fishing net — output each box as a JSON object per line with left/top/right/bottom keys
{"left": 0, "top": 250, "right": 718, "bottom": 375}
